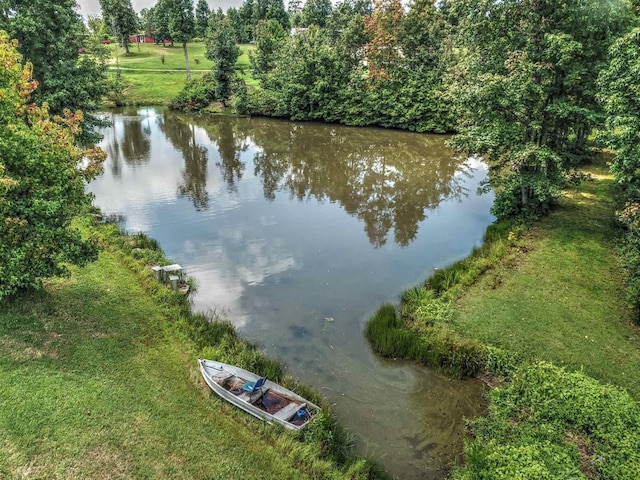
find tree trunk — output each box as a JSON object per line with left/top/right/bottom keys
{"left": 183, "top": 42, "right": 191, "bottom": 80}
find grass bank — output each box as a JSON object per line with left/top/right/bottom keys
{"left": 0, "top": 212, "right": 383, "bottom": 479}
{"left": 107, "top": 42, "right": 255, "bottom": 105}
{"left": 366, "top": 155, "right": 640, "bottom": 476}
{"left": 368, "top": 155, "right": 640, "bottom": 395}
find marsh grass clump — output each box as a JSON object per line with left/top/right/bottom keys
{"left": 365, "top": 304, "right": 414, "bottom": 358}
{"left": 300, "top": 411, "right": 356, "bottom": 464}
{"left": 401, "top": 288, "right": 453, "bottom": 325}
{"left": 366, "top": 303, "right": 487, "bottom": 377}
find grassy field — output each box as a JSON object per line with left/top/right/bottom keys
{"left": 107, "top": 42, "right": 255, "bottom": 105}
{"left": 0, "top": 216, "right": 379, "bottom": 479}
{"left": 452, "top": 157, "right": 640, "bottom": 397}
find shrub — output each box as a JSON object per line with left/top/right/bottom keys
{"left": 483, "top": 346, "right": 520, "bottom": 378}
{"left": 617, "top": 199, "right": 640, "bottom": 322}
{"left": 169, "top": 73, "right": 217, "bottom": 111}
{"left": 454, "top": 362, "right": 640, "bottom": 479}
{"left": 233, "top": 82, "right": 250, "bottom": 115}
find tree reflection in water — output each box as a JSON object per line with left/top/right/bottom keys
{"left": 191, "top": 116, "right": 469, "bottom": 247}
{"left": 159, "top": 113, "right": 210, "bottom": 211}
{"left": 121, "top": 116, "right": 151, "bottom": 165}
{"left": 206, "top": 120, "right": 247, "bottom": 193}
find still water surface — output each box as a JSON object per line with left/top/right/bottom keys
{"left": 89, "top": 107, "right": 495, "bottom": 479}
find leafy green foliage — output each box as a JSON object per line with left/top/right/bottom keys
{"left": 454, "top": 362, "right": 640, "bottom": 479}
{"left": 194, "top": 0, "right": 210, "bottom": 38}
{"left": 266, "top": 0, "right": 290, "bottom": 31}
{"left": 616, "top": 199, "right": 640, "bottom": 320}
{"left": 600, "top": 28, "right": 640, "bottom": 195}
{"left": 288, "top": 0, "right": 303, "bottom": 27}
{"left": 245, "top": 0, "right": 452, "bottom": 132}
{"left": 168, "top": 0, "right": 195, "bottom": 79}
{"left": 169, "top": 72, "right": 217, "bottom": 111}
{"left": 301, "top": 0, "right": 332, "bottom": 27}
{"left": 169, "top": 0, "right": 195, "bottom": 45}
{"left": 448, "top": 0, "right": 630, "bottom": 220}
{"left": 0, "top": 32, "right": 105, "bottom": 300}
{"left": 1, "top": 0, "right": 109, "bottom": 144}
{"left": 100, "top": 0, "right": 138, "bottom": 54}
{"left": 251, "top": 18, "right": 287, "bottom": 79}
{"left": 147, "top": 0, "right": 174, "bottom": 46}
{"left": 205, "top": 14, "right": 240, "bottom": 105}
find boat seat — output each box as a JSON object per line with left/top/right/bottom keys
{"left": 238, "top": 388, "right": 269, "bottom": 404}
{"left": 272, "top": 402, "right": 304, "bottom": 421}
{"left": 241, "top": 376, "right": 267, "bottom": 394}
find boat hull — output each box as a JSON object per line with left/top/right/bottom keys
{"left": 198, "top": 358, "right": 319, "bottom": 431}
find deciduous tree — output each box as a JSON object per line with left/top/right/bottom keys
{"left": 287, "top": 0, "right": 303, "bottom": 27}
{"left": 149, "top": 0, "right": 173, "bottom": 46}
{"left": 448, "top": 0, "right": 629, "bottom": 219}
{"left": 169, "top": 0, "right": 195, "bottom": 79}
{"left": 100, "top": 0, "right": 138, "bottom": 54}
{"left": 205, "top": 15, "right": 240, "bottom": 105}
{"left": 363, "top": 0, "right": 403, "bottom": 79}
{"left": 266, "top": 0, "right": 290, "bottom": 31}
{"left": 195, "top": 0, "right": 210, "bottom": 38}
{"left": 251, "top": 18, "right": 287, "bottom": 79}
{"left": 0, "top": 31, "right": 105, "bottom": 301}
{"left": 600, "top": 27, "right": 640, "bottom": 191}
{"left": 301, "top": 0, "right": 332, "bottom": 27}
{"left": 0, "top": 0, "right": 109, "bottom": 144}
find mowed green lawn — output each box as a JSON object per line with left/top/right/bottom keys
{"left": 453, "top": 157, "right": 640, "bottom": 397}
{"left": 0, "top": 239, "right": 345, "bottom": 478}
{"left": 107, "top": 42, "right": 255, "bottom": 105}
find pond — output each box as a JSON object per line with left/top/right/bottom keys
{"left": 89, "top": 107, "right": 495, "bottom": 479}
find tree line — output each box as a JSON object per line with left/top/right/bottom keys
{"left": 172, "top": 0, "right": 639, "bottom": 218}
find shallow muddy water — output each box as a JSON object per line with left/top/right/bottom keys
{"left": 89, "top": 107, "right": 495, "bottom": 479}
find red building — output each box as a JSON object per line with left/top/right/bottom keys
{"left": 129, "top": 34, "right": 154, "bottom": 44}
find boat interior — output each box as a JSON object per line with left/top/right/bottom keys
{"left": 212, "top": 370, "right": 312, "bottom": 426}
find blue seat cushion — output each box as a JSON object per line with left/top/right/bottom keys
{"left": 241, "top": 381, "right": 256, "bottom": 393}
